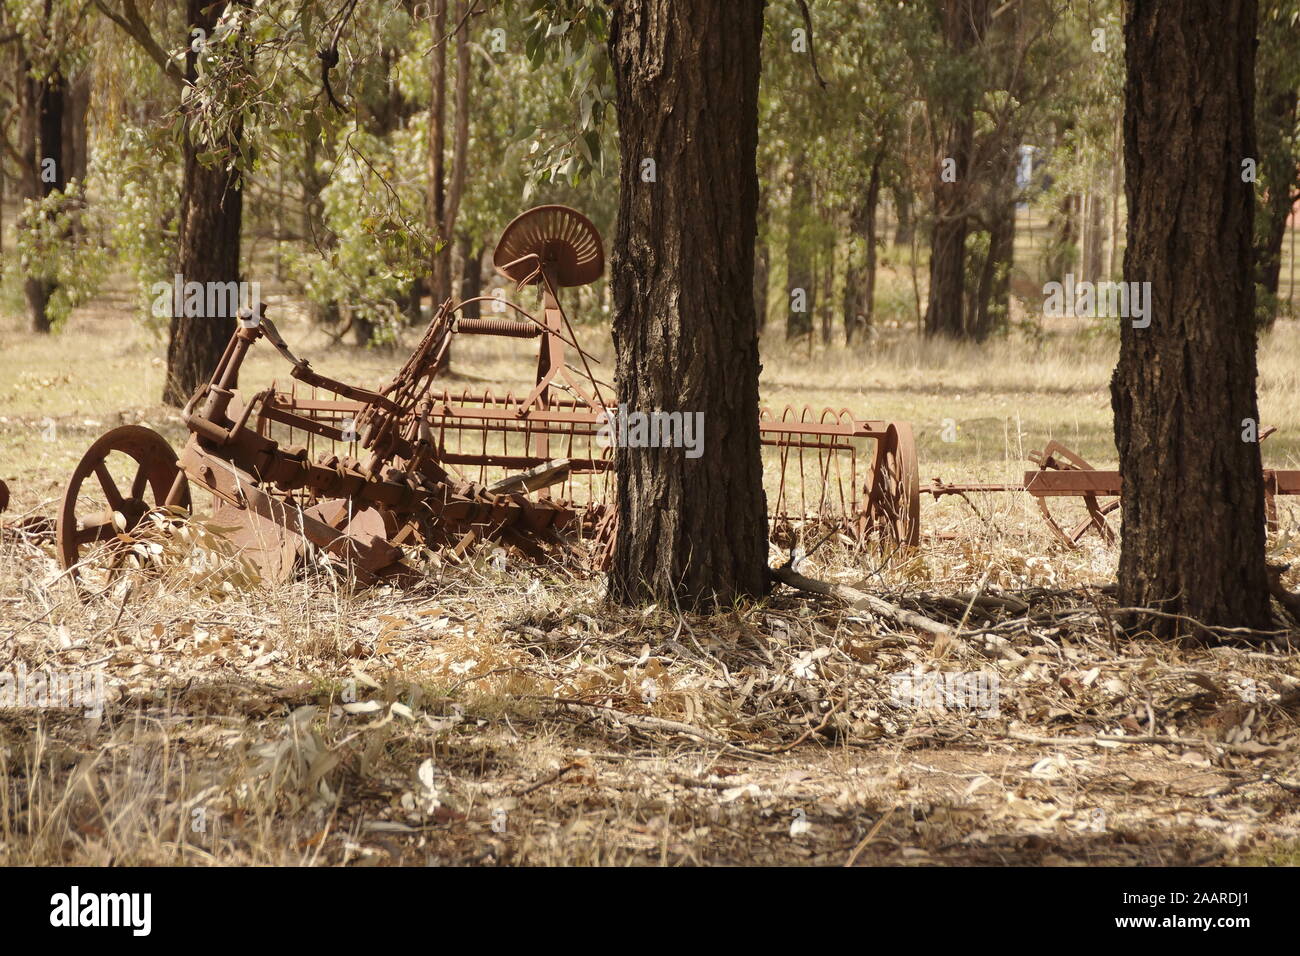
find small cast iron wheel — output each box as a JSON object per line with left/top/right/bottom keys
{"left": 57, "top": 426, "right": 191, "bottom": 579}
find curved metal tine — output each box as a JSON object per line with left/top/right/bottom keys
{"left": 1036, "top": 496, "right": 1080, "bottom": 549}
{"left": 480, "top": 388, "right": 494, "bottom": 486}
{"left": 799, "top": 406, "right": 815, "bottom": 530}
{"left": 1070, "top": 497, "right": 1120, "bottom": 545}
{"left": 772, "top": 406, "right": 796, "bottom": 518}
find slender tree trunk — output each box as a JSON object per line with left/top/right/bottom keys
{"left": 442, "top": 1, "right": 470, "bottom": 252}
{"left": 818, "top": 224, "right": 834, "bottom": 345}
{"left": 971, "top": 140, "right": 1017, "bottom": 341}
{"left": 1084, "top": 190, "right": 1106, "bottom": 283}
{"left": 21, "top": 59, "right": 65, "bottom": 333}
{"left": 893, "top": 184, "right": 914, "bottom": 247}
{"left": 607, "top": 0, "right": 768, "bottom": 607}
{"left": 923, "top": 0, "right": 988, "bottom": 339}
{"left": 786, "top": 155, "right": 814, "bottom": 339}
{"left": 1255, "top": 86, "right": 1299, "bottom": 329}
{"left": 846, "top": 151, "right": 884, "bottom": 344}
{"left": 60, "top": 67, "right": 89, "bottom": 185}
{"left": 1106, "top": 114, "right": 1122, "bottom": 280}
{"left": 1044, "top": 193, "right": 1077, "bottom": 285}
{"left": 162, "top": 0, "right": 245, "bottom": 406}
{"left": 457, "top": 234, "right": 483, "bottom": 316}
{"left": 1111, "top": 0, "right": 1271, "bottom": 635}
{"left": 427, "top": 1, "right": 449, "bottom": 304}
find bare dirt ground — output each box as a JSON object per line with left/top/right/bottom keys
{"left": 3, "top": 294, "right": 1300, "bottom": 866}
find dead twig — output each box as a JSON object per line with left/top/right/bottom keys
{"left": 514, "top": 760, "right": 582, "bottom": 799}
{"left": 844, "top": 806, "right": 895, "bottom": 867}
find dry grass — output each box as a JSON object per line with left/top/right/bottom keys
{"left": 3, "top": 286, "right": 1300, "bottom": 866}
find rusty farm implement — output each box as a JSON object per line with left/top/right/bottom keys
{"left": 924, "top": 434, "right": 1300, "bottom": 548}
{"left": 45, "top": 206, "right": 921, "bottom": 586}
{"left": 28, "top": 205, "right": 1296, "bottom": 585}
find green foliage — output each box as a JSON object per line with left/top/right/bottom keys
{"left": 8, "top": 182, "right": 109, "bottom": 330}
{"left": 91, "top": 124, "right": 182, "bottom": 331}
{"left": 280, "top": 129, "right": 428, "bottom": 336}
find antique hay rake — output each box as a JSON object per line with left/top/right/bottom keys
{"left": 925, "top": 435, "right": 1300, "bottom": 548}
{"left": 49, "top": 206, "right": 921, "bottom": 585}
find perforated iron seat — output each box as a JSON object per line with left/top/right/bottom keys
{"left": 493, "top": 205, "right": 604, "bottom": 288}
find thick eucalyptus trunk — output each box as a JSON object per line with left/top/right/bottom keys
{"left": 607, "top": 0, "right": 768, "bottom": 607}
{"left": 1111, "top": 0, "right": 1272, "bottom": 634}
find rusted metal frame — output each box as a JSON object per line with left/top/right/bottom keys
{"left": 287, "top": 359, "right": 403, "bottom": 416}
{"left": 180, "top": 441, "right": 400, "bottom": 577}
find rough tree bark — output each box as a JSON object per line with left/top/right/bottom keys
{"left": 162, "top": 0, "right": 245, "bottom": 406}
{"left": 607, "top": 0, "right": 769, "bottom": 607}
{"left": 1111, "top": 0, "right": 1272, "bottom": 634}
{"left": 754, "top": 177, "right": 770, "bottom": 333}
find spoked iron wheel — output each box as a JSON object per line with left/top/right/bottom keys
{"left": 57, "top": 426, "right": 191, "bottom": 583}
{"left": 864, "top": 423, "right": 920, "bottom": 548}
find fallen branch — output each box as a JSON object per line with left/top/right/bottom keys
{"left": 539, "top": 697, "right": 765, "bottom": 757}
{"left": 1004, "top": 731, "right": 1290, "bottom": 756}
{"left": 514, "top": 760, "right": 582, "bottom": 799}
{"left": 771, "top": 562, "right": 1024, "bottom": 661}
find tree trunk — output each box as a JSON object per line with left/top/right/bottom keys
{"left": 893, "top": 184, "right": 914, "bottom": 247}
{"left": 458, "top": 234, "right": 483, "bottom": 317}
{"left": 785, "top": 155, "right": 814, "bottom": 339}
{"left": 22, "top": 58, "right": 65, "bottom": 333}
{"left": 1111, "top": 0, "right": 1272, "bottom": 635}
{"left": 1044, "top": 192, "right": 1078, "bottom": 285}
{"left": 607, "top": 0, "right": 768, "bottom": 607}
{"left": 60, "top": 67, "right": 89, "bottom": 185}
{"left": 970, "top": 139, "right": 1017, "bottom": 341}
{"left": 923, "top": 152, "right": 970, "bottom": 337}
{"left": 845, "top": 151, "right": 883, "bottom": 344}
{"left": 440, "top": 1, "right": 471, "bottom": 259}
{"left": 818, "top": 224, "right": 834, "bottom": 345}
{"left": 754, "top": 179, "right": 770, "bottom": 333}
{"left": 1255, "top": 86, "right": 1298, "bottom": 329}
{"left": 1084, "top": 190, "right": 1106, "bottom": 283}
{"left": 162, "top": 0, "right": 245, "bottom": 406}
{"left": 923, "top": 0, "right": 988, "bottom": 339}
{"left": 427, "top": 0, "right": 449, "bottom": 304}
